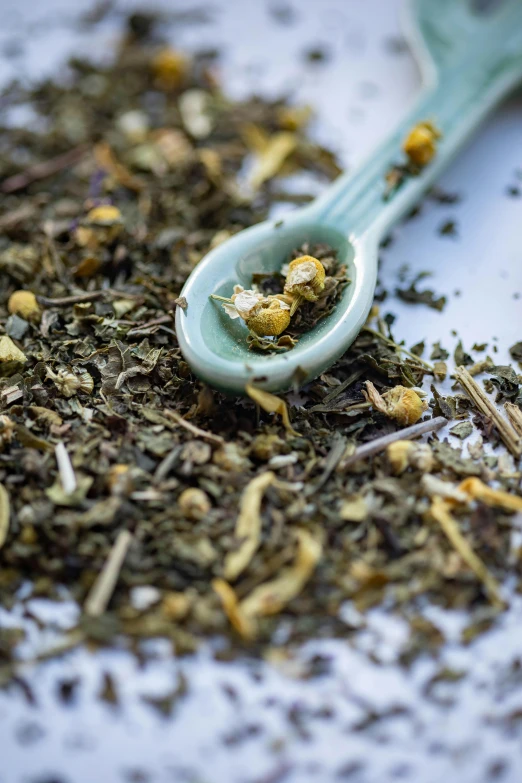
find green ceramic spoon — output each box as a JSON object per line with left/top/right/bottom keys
{"left": 176, "top": 0, "right": 522, "bottom": 394}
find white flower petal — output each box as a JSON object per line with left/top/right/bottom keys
{"left": 286, "top": 261, "right": 317, "bottom": 287}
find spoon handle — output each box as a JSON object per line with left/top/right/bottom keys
{"left": 310, "top": 53, "right": 522, "bottom": 242}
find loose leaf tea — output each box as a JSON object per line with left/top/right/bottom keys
{"left": 0, "top": 11, "right": 521, "bottom": 677}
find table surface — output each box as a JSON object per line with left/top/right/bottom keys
{"left": 1, "top": 1, "right": 522, "bottom": 782}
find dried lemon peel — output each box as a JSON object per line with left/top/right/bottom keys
{"left": 0, "top": 483, "right": 9, "bottom": 550}
{"left": 0, "top": 335, "right": 27, "bottom": 371}
{"left": 0, "top": 415, "right": 15, "bottom": 450}
{"left": 284, "top": 255, "right": 326, "bottom": 315}
{"left": 224, "top": 471, "right": 276, "bottom": 581}
{"left": 457, "top": 477, "right": 522, "bottom": 513}
{"left": 8, "top": 290, "right": 41, "bottom": 322}
{"left": 364, "top": 381, "right": 428, "bottom": 426}
{"left": 403, "top": 121, "right": 442, "bottom": 167}
{"left": 430, "top": 497, "right": 505, "bottom": 609}
{"left": 387, "top": 440, "right": 435, "bottom": 474}
{"left": 214, "top": 528, "right": 322, "bottom": 639}
{"left": 245, "top": 384, "right": 298, "bottom": 436}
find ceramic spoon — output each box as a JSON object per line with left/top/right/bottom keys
{"left": 176, "top": 0, "right": 522, "bottom": 394}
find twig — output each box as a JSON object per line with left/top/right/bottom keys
{"left": 454, "top": 366, "right": 521, "bottom": 458}
{"left": 340, "top": 416, "right": 447, "bottom": 471}
{"left": 363, "top": 326, "right": 434, "bottom": 370}
{"left": 505, "top": 402, "right": 522, "bottom": 437}
{"left": 163, "top": 408, "right": 225, "bottom": 445}
{"left": 55, "top": 442, "right": 77, "bottom": 494}
{"left": 1, "top": 145, "right": 89, "bottom": 193}
{"left": 37, "top": 291, "right": 105, "bottom": 307}
{"left": 84, "top": 530, "right": 132, "bottom": 617}
{"left": 430, "top": 497, "right": 505, "bottom": 609}
{"left": 127, "top": 315, "right": 173, "bottom": 336}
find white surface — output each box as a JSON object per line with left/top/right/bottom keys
{"left": 1, "top": 1, "right": 522, "bottom": 782}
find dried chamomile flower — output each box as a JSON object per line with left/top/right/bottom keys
{"left": 0, "top": 415, "right": 14, "bottom": 450}
{"left": 284, "top": 255, "right": 326, "bottom": 314}
{"left": 7, "top": 290, "right": 41, "bottom": 322}
{"left": 387, "top": 440, "right": 435, "bottom": 474}
{"left": 46, "top": 367, "right": 94, "bottom": 398}
{"left": 76, "top": 205, "right": 123, "bottom": 248}
{"left": 221, "top": 285, "right": 264, "bottom": 321}
{"left": 246, "top": 298, "right": 291, "bottom": 337}
{"left": 152, "top": 47, "right": 188, "bottom": 89}
{"left": 215, "top": 285, "right": 291, "bottom": 337}
{"left": 178, "top": 487, "right": 211, "bottom": 520}
{"left": 364, "top": 381, "right": 428, "bottom": 426}
{"left": 403, "top": 121, "right": 441, "bottom": 167}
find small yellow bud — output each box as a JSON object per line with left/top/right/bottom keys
{"left": 246, "top": 299, "right": 291, "bottom": 337}
{"left": 7, "top": 290, "right": 41, "bottom": 322}
{"left": 178, "top": 487, "right": 211, "bottom": 520}
{"left": 86, "top": 205, "right": 123, "bottom": 227}
{"left": 152, "top": 48, "right": 188, "bottom": 89}
{"left": 107, "top": 464, "right": 133, "bottom": 495}
{"left": 364, "top": 381, "right": 428, "bottom": 426}
{"left": 403, "top": 121, "right": 441, "bottom": 167}
{"left": 284, "top": 255, "right": 326, "bottom": 314}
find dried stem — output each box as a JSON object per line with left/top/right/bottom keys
{"left": 505, "top": 402, "right": 522, "bottom": 437}
{"left": 55, "top": 442, "right": 77, "bottom": 494}
{"left": 454, "top": 366, "right": 522, "bottom": 458}
{"left": 363, "top": 327, "right": 434, "bottom": 371}
{"left": 1, "top": 145, "right": 89, "bottom": 193}
{"left": 84, "top": 530, "right": 133, "bottom": 617}
{"left": 127, "top": 315, "right": 173, "bottom": 336}
{"left": 340, "top": 416, "right": 447, "bottom": 471}
{"left": 163, "top": 408, "right": 225, "bottom": 445}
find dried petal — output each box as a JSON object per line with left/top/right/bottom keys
{"left": 245, "top": 384, "right": 298, "bottom": 436}
{"left": 224, "top": 471, "right": 275, "bottom": 581}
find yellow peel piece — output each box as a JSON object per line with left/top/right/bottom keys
{"left": 248, "top": 132, "right": 297, "bottom": 190}
{"left": 212, "top": 578, "right": 254, "bottom": 639}
{"left": 0, "top": 483, "right": 9, "bottom": 550}
{"left": 215, "top": 529, "right": 322, "bottom": 639}
{"left": 240, "top": 528, "right": 322, "bottom": 619}
{"left": 245, "top": 384, "right": 298, "bottom": 436}
{"left": 457, "top": 477, "right": 522, "bottom": 513}
{"left": 224, "top": 471, "right": 276, "bottom": 581}
{"left": 430, "top": 497, "right": 505, "bottom": 609}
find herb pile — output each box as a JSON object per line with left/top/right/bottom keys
{"left": 0, "top": 13, "right": 522, "bottom": 677}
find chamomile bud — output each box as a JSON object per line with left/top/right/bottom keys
{"left": 178, "top": 487, "right": 211, "bottom": 520}
{"left": 46, "top": 367, "right": 94, "bottom": 398}
{"left": 246, "top": 298, "right": 291, "bottom": 337}
{"left": 284, "top": 255, "right": 326, "bottom": 315}
{"left": 364, "top": 381, "right": 428, "bottom": 426}
{"left": 403, "top": 121, "right": 441, "bottom": 167}
{"left": 8, "top": 290, "right": 41, "bottom": 322}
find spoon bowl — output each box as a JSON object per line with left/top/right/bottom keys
{"left": 176, "top": 210, "right": 377, "bottom": 393}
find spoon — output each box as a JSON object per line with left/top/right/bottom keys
{"left": 176, "top": 0, "right": 522, "bottom": 394}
